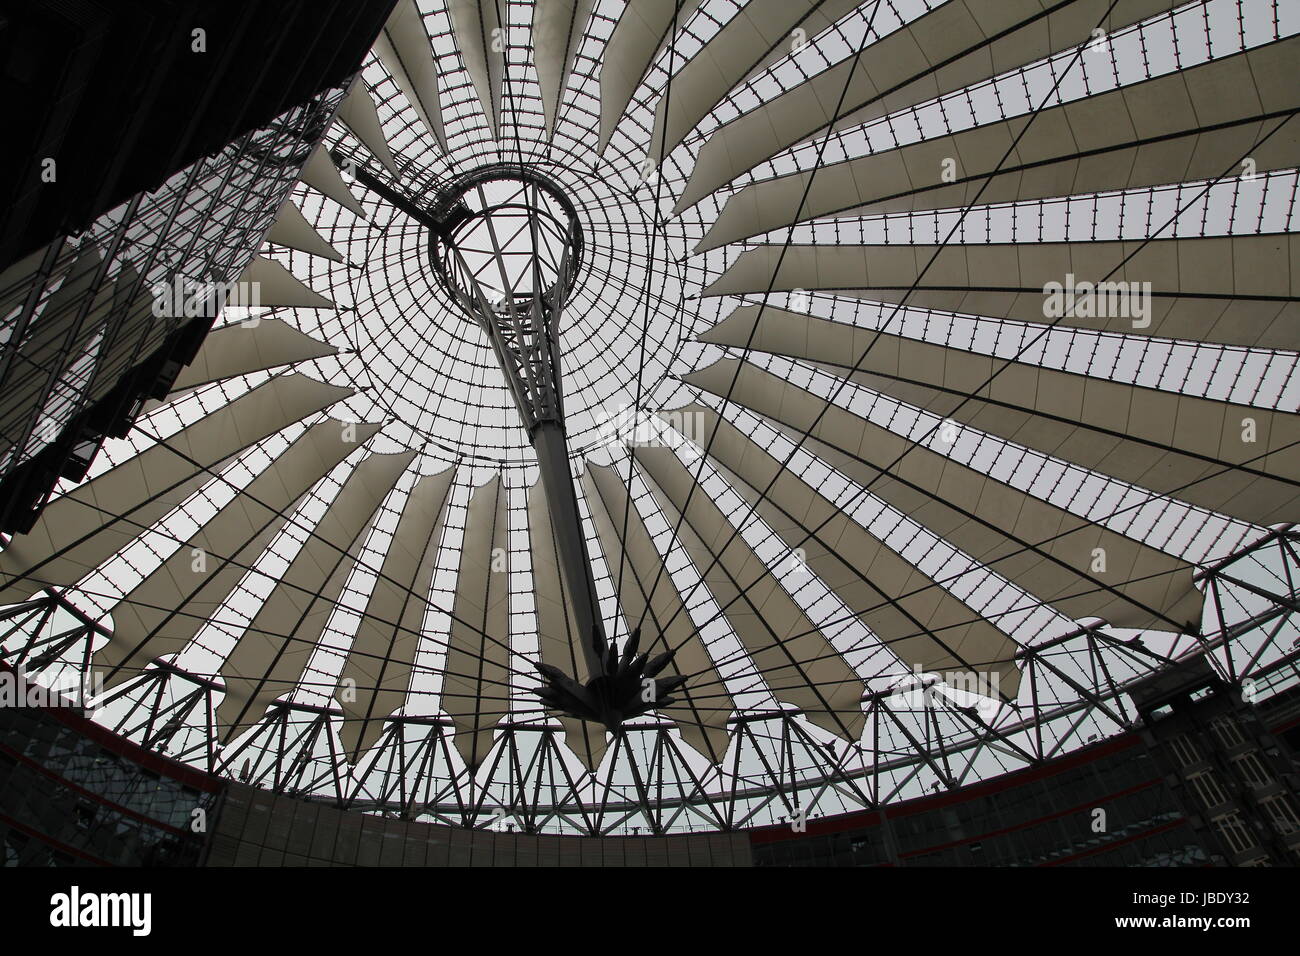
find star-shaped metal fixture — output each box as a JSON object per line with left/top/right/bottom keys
{"left": 534, "top": 626, "right": 688, "bottom": 733}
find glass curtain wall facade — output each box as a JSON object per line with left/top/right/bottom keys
{"left": 0, "top": 662, "right": 220, "bottom": 867}
{"left": 0, "top": 86, "right": 349, "bottom": 534}
{"left": 750, "top": 657, "right": 1300, "bottom": 867}
{"left": 1133, "top": 658, "right": 1300, "bottom": 865}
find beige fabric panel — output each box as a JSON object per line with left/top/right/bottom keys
{"left": 98, "top": 421, "right": 382, "bottom": 688}
{"left": 300, "top": 145, "right": 367, "bottom": 219}
{"left": 236, "top": 257, "right": 335, "bottom": 310}
{"left": 3, "top": 246, "right": 100, "bottom": 367}
{"left": 265, "top": 199, "right": 344, "bottom": 262}
{"left": 216, "top": 449, "right": 415, "bottom": 739}
{"left": 84, "top": 264, "right": 164, "bottom": 409}
{"left": 826, "top": 116, "right": 1297, "bottom": 223}
{"left": 11, "top": 246, "right": 96, "bottom": 336}
{"left": 634, "top": 446, "right": 866, "bottom": 742}
{"left": 339, "top": 467, "right": 455, "bottom": 758}
{"left": 0, "top": 245, "right": 48, "bottom": 317}
{"left": 0, "top": 374, "right": 352, "bottom": 605}
{"left": 701, "top": 235, "right": 1300, "bottom": 350}
{"left": 337, "top": 82, "right": 400, "bottom": 178}
{"left": 12, "top": 274, "right": 116, "bottom": 453}
{"left": 679, "top": 0, "right": 1182, "bottom": 211}
{"left": 650, "top": 0, "right": 861, "bottom": 162}
{"left": 0, "top": 248, "right": 107, "bottom": 458}
{"left": 738, "top": 0, "right": 869, "bottom": 89}
{"left": 583, "top": 464, "right": 735, "bottom": 762}
{"left": 527, "top": 480, "right": 607, "bottom": 770}
{"left": 448, "top": 0, "right": 504, "bottom": 140}
{"left": 533, "top": 0, "right": 596, "bottom": 136}
{"left": 375, "top": 0, "right": 447, "bottom": 152}
{"left": 444, "top": 476, "right": 512, "bottom": 769}
{"left": 696, "top": 38, "right": 1299, "bottom": 249}
{"left": 671, "top": 404, "right": 1021, "bottom": 698}
{"left": 597, "top": 0, "right": 702, "bottom": 151}
{"left": 684, "top": 359, "right": 1204, "bottom": 631}
{"left": 703, "top": 306, "right": 1300, "bottom": 526}
{"left": 168, "top": 318, "right": 337, "bottom": 394}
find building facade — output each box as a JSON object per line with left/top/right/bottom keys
{"left": 0, "top": 1, "right": 397, "bottom": 534}
{"left": 3, "top": 655, "right": 1297, "bottom": 867}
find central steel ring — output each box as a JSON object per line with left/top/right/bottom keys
{"left": 427, "top": 164, "right": 584, "bottom": 311}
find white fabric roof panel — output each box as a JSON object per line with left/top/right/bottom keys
{"left": 337, "top": 82, "right": 401, "bottom": 178}
{"left": 598, "top": 0, "right": 702, "bottom": 151}
{"left": 533, "top": 0, "right": 596, "bottom": 137}
{"left": 236, "top": 256, "right": 336, "bottom": 311}
{"left": 702, "top": 306, "right": 1300, "bottom": 526}
{"left": 683, "top": 358, "right": 1204, "bottom": 632}
{"left": 443, "top": 475, "right": 512, "bottom": 769}
{"left": 299, "top": 144, "right": 368, "bottom": 219}
{"left": 338, "top": 467, "right": 456, "bottom": 758}
{"left": 0, "top": 374, "right": 352, "bottom": 605}
{"left": 265, "top": 199, "right": 345, "bottom": 262}
{"left": 695, "top": 37, "right": 1300, "bottom": 249}
{"left": 678, "top": 0, "right": 1182, "bottom": 211}
{"left": 216, "top": 449, "right": 416, "bottom": 739}
{"left": 583, "top": 463, "right": 735, "bottom": 763}
{"left": 701, "top": 234, "right": 1300, "bottom": 350}
{"left": 668, "top": 403, "right": 1022, "bottom": 698}
{"left": 374, "top": 0, "right": 448, "bottom": 152}
{"left": 649, "top": 0, "right": 863, "bottom": 163}
{"left": 634, "top": 445, "right": 867, "bottom": 741}
{"left": 167, "top": 318, "right": 337, "bottom": 395}
{"left": 448, "top": 0, "right": 505, "bottom": 141}
{"left": 98, "top": 421, "right": 383, "bottom": 689}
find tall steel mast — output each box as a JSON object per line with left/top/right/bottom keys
{"left": 353, "top": 159, "right": 683, "bottom": 729}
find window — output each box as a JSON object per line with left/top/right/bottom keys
{"left": 1260, "top": 795, "right": 1300, "bottom": 835}
{"left": 1230, "top": 752, "right": 1272, "bottom": 789}
{"left": 1169, "top": 733, "right": 1200, "bottom": 767}
{"left": 1188, "top": 771, "right": 1228, "bottom": 810}
{"left": 1211, "top": 812, "right": 1257, "bottom": 854}
{"left": 1211, "top": 715, "right": 1245, "bottom": 748}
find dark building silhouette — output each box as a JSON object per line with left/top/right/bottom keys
{"left": 0, "top": 1, "right": 396, "bottom": 268}
{"left": 748, "top": 656, "right": 1300, "bottom": 867}
{"left": 0, "top": 1, "right": 397, "bottom": 533}
{"left": 3, "top": 653, "right": 1297, "bottom": 867}
{"left": 1129, "top": 657, "right": 1300, "bottom": 865}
